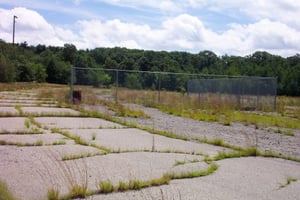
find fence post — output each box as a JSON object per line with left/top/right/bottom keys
{"left": 115, "top": 70, "right": 119, "bottom": 103}
{"left": 70, "top": 66, "right": 74, "bottom": 103}
{"left": 256, "top": 78, "right": 260, "bottom": 110}
{"left": 158, "top": 72, "right": 161, "bottom": 103}
{"left": 274, "top": 77, "right": 278, "bottom": 111}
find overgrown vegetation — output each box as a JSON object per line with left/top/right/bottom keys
{"left": 116, "top": 88, "right": 300, "bottom": 129}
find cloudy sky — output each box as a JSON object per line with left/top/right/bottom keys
{"left": 0, "top": 0, "right": 300, "bottom": 56}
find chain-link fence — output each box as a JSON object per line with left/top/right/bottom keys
{"left": 187, "top": 77, "right": 277, "bottom": 111}
{"left": 70, "top": 67, "right": 277, "bottom": 111}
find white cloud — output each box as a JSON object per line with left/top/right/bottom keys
{"left": 0, "top": 7, "right": 76, "bottom": 46}
{"left": 1, "top": 7, "right": 300, "bottom": 56}
{"left": 96, "top": 0, "right": 300, "bottom": 30}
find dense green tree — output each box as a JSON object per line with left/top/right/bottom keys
{"left": 1, "top": 40, "right": 300, "bottom": 95}
{"left": 0, "top": 53, "right": 16, "bottom": 82}
{"left": 124, "top": 73, "right": 142, "bottom": 89}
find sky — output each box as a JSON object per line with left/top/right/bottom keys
{"left": 0, "top": 0, "right": 300, "bottom": 57}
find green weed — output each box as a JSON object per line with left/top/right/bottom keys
{"left": 68, "top": 185, "right": 88, "bottom": 198}
{"left": 99, "top": 181, "right": 114, "bottom": 193}
{"left": 47, "top": 189, "right": 59, "bottom": 200}
{"left": 279, "top": 176, "right": 298, "bottom": 188}
{"left": 117, "top": 181, "right": 129, "bottom": 192}
{"left": 24, "top": 119, "right": 30, "bottom": 129}
{"left": 51, "top": 141, "right": 66, "bottom": 145}
{"left": 92, "top": 133, "right": 96, "bottom": 140}
{"left": 166, "top": 163, "right": 218, "bottom": 180}
{"left": 0, "top": 180, "right": 17, "bottom": 200}
{"left": 14, "top": 105, "right": 23, "bottom": 115}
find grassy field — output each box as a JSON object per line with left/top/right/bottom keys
{"left": 111, "top": 87, "right": 300, "bottom": 130}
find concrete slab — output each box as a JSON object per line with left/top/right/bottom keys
{"left": 87, "top": 157, "right": 300, "bottom": 200}
{"left": 0, "top": 103, "right": 57, "bottom": 107}
{"left": 35, "top": 117, "right": 123, "bottom": 129}
{"left": 0, "top": 107, "right": 19, "bottom": 115}
{"left": 69, "top": 128, "right": 230, "bottom": 155}
{"left": 0, "top": 147, "right": 203, "bottom": 200}
{"left": 0, "top": 117, "right": 30, "bottom": 132}
{"left": 0, "top": 133, "right": 71, "bottom": 145}
{"left": 22, "top": 107, "right": 80, "bottom": 115}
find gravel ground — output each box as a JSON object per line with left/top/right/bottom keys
{"left": 98, "top": 103, "right": 300, "bottom": 158}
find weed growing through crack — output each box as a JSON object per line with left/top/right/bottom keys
{"left": 118, "top": 181, "right": 129, "bottom": 191}
{"left": 0, "top": 180, "right": 17, "bottom": 200}
{"left": 14, "top": 104, "right": 23, "bottom": 115}
{"left": 174, "top": 159, "right": 200, "bottom": 166}
{"left": 36, "top": 140, "right": 44, "bottom": 146}
{"left": 99, "top": 181, "right": 114, "bottom": 193}
{"left": 92, "top": 133, "right": 96, "bottom": 140}
{"left": 279, "top": 176, "right": 298, "bottom": 188}
{"left": 62, "top": 152, "right": 105, "bottom": 161}
{"left": 0, "top": 140, "right": 44, "bottom": 147}
{"left": 24, "top": 119, "right": 30, "bottom": 129}
{"left": 51, "top": 140, "right": 66, "bottom": 145}
{"left": 47, "top": 188, "right": 59, "bottom": 200}
{"left": 166, "top": 163, "right": 219, "bottom": 180}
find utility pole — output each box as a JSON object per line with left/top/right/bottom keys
{"left": 12, "top": 15, "right": 18, "bottom": 45}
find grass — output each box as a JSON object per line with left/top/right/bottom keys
{"left": 174, "top": 159, "right": 200, "bottom": 166}
{"left": 272, "top": 128, "right": 295, "bottom": 136}
{"left": 0, "top": 130, "right": 43, "bottom": 135}
{"left": 116, "top": 88, "right": 300, "bottom": 129}
{"left": 0, "top": 140, "right": 44, "bottom": 147}
{"left": 2, "top": 84, "right": 300, "bottom": 199}
{"left": 47, "top": 188, "right": 59, "bottom": 200}
{"left": 62, "top": 152, "right": 105, "bottom": 161}
{"left": 14, "top": 104, "right": 23, "bottom": 115}
{"left": 99, "top": 181, "right": 114, "bottom": 193}
{"left": 117, "top": 181, "right": 129, "bottom": 191}
{"left": 51, "top": 128, "right": 111, "bottom": 153}
{"left": 51, "top": 140, "right": 66, "bottom": 145}
{"left": 0, "top": 180, "right": 17, "bottom": 200}
{"left": 74, "top": 105, "right": 300, "bottom": 164}
{"left": 279, "top": 176, "right": 298, "bottom": 188}
{"left": 165, "top": 163, "right": 219, "bottom": 180}
{"left": 24, "top": 119, "right": 30, "bottom": 129}
{"left": 68, "top": 185, "right": 88, "bottom": 199}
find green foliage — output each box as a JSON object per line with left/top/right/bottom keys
{"left": 47, "top": 189, "right": 59, "bottom": 200}
{"left": 165, "top": 163, "right": 219, "bottom": 180}
{"left": 124, "top": 73, "right": 142, "bottom": 89}
{"left": 118, "top": 181, "right": 129, "bottom": 191}
{"left": 87, "top": 70, "right": 111, "bottom": 88}
{"left": 0, "top": 53, "right": 16, "bottom": 82}
{"left": 1, "top": 40, "right": 300, "bottom": 95}
{"left": 69, "top": 185, "right": 88, "bottom": 198}
{"left": 0, "top": 180, "right": 17, "bottom": 200}
{"left": 99, "top": 181, "right": 114, "bottom": 193}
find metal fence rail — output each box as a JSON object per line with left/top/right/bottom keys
{"left": 70, "top": 67, "right": 277, "bottom": 111}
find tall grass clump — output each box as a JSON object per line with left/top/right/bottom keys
{"left": 99, "top": 181, "right": 114, "bottom": 193}
{"left": 47, "top": 188, "right": 59, "bottom": 200}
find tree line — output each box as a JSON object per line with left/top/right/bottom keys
{"left": 0, "top": 40, "right": 299, "bottom": 96}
